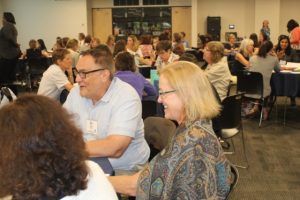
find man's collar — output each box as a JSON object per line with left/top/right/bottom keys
{"left": 98, "top": 77, "right": 117, "bottom": 103}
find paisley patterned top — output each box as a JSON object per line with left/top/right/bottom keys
{"left": 136, "top": 120, "right": 231, "bottom": 200}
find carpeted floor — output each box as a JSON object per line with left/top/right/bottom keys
{"left": 227, "top": 96, "right": 300, "bottom": 200}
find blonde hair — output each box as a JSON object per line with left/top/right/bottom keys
{"left": 239, "top": 38, "right": 254, "bottom": 57}
{"left": 127, "top": 35, "right": 139, "bottom": 52}
{"left": 228, "top": 34, "right": 236, "bottom": 41}
{"left": 158, "top": 61, "right": 220, "bottom": 124}
{"left": 206, "top": 41, "right": 224, "bottom": 63}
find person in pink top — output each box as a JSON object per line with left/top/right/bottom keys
{"left": 137, "top": 34, "right": 153, "bottom": 59}
{"left": 287, "top": 19, "right": 300, "bottom": 50}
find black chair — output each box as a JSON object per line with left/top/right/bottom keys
{"left": 185, "top": 49, "right": 203, "bottom": 62}
{"left": 225, "top": 164, "right": 239, "bottom": 200}
{"left": 236, "top": 71, "right": 264, "bottom": 127}
{"left": 60, "top": 89, "right": 69, "bottom": 104}
{"left": 228, "top": 60, "right": 235, "bottom": 75}
{"left": 142, "top": 100, "right": 157, "bottom": 119}
{"left": 138, "top": 66, "right": 156, "bottom": 79}
{"left": 220, "top": 93, "right": 249, "bottom": 169}
{"left": 25, "top": 58, "right": 48, "bottom": 91}
{"left": 144, "top": 117, "right": 176, "bottom": 161}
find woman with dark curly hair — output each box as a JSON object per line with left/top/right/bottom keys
{"left": 0, "top": 94, "right": 117, "bottom": 200}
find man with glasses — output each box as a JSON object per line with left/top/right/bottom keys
{"left": 63, "top": 45, "right": 150, "bottom": 174}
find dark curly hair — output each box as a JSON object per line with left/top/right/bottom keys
{"left": 287, "top": 19, "right": 299, "bottom": 33}
{"left": 0, "top": 94, "right": 88, "bottom": 200}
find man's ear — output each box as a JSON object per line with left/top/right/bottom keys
{"left": 101, "top": 69, "right": 111, "bottom": 81}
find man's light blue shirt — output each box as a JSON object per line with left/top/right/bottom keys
{"left": 64, "top": 77, "right": 150, "bottom": 170}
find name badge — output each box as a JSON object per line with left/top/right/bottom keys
{"left": 86, "top": 120, "right": 97, "bottom": 135}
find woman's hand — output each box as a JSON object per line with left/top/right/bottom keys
{"left": 108, "top": 171, "right": 141, "bottom": 197}
{"left": 276, "top": 50, "right": 285, "bottom": 59}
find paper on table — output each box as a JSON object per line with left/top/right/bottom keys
{"left": 280, "top": 70, "right": 292, "bottom": 73}
{"left": 286, "top": 62, "right": 300, "bottom": 69}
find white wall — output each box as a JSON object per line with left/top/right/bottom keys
{"left": 197, "top": 0, "right": 255, "bottom": 42}
{"left": 1, "top": 0, "right": 87, "bottom": 51}
{"left": 280, "top": 0, "right": 300, "bottom": 36}
{"left": 0, "top": 1, "right": 3, "bottom": 17}
{"left": 196, "top": 0, "right": 300, "bottom": 43}
{"left": 2, "top": 0, "right": 300, "bottom": 50}
{"left": 254, "top": 0, "right": 280, "bottom": 44}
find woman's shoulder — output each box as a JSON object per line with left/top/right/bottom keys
{"left": 185, "top": 120, "right": 216, "bottom": 140}
{"left": 61, "top": 160, "right": 118, "bottom": 200}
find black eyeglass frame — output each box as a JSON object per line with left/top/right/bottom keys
{"left": 73, "top": 68, "right": 105, "bottom": 79}
{"left": 158, "top": 89, "right": 177, "bottom": 96}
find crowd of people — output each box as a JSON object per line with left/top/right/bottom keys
{"left": 1, "top": 10, "right": 300, "bottom": 199}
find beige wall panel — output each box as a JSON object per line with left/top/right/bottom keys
{"left": 280, "top": 0, "right": 300, "bottom": 36}
{"left": 172, "top": 7, "right": 192, "bottom": 45}
{"left": 92, "top": 8, "right": 112, "bottom": 44}
{"left": 197, "top": 0, "right": 255, "bottom": 41}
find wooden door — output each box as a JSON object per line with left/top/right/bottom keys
{"left": 92, "top": 8, "right": 112, "bottom": 44}
{"left": 172, "top": 7, "right": 192, "bottom": 46}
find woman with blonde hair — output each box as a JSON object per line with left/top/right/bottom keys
{"left": 126, "top": 35, "right": 139, "bottom": 54}
{"left": 106, "top": 34, "right": 115, "bottom": 53}
{"left": 232, "top": 38, "right": 254, "bottom": 75}
{"left": 203, "top": 41, "right": 231, "bottom": 101}
{"left": 109, "top": 61, "right": 232, "bottom": 199}
{"left": 90, "top": 37, "right": 101, "bottom": 49}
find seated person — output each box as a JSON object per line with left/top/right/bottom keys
{"left": 126, "top": 35, "right": 139, "bottom": 55}
{"left": 224, "top": 34, "right": 239, "bottom": 62}
{"left": 63, "top": 45, "right": 150, "bottom": 174}
{"left": 66, "top": 38, "right": 80, "bottom": 69}
{"left": 275, "top": 34, "right": 300, "bottom": 63}
{"left": 275, "top": 35, "right": 300, "bottom": 106}
{"left": 22, "top": 39, "right": 42, "bottom": 60}
{"left": 90, "top": 37, "right": 101, "bottom": 49}
{"left": 250, "top": 33, "right": 260, "bottom": 49}
{"left": 114, "top": 51, "right": 157, "bottom": 99}
{"left": 22, "top": 39, "right": 47, "bottom": 72}
{"left": 137, "top": 34, "right": 153, "bottom": 59}
{"left": 180, "top": 31, "right": 190, "bottom": 48}
{"left": 105, "top": 34, "right": 115, "bottom": 53}
{"left": 137, "top": 34, "right": 155, "bottom": 66}
{"left": 109, "top": 61, "right": 232, "bottom": 199}
{"left": 203, "top": 41, "right": 231, "bottom": 101}
{"left": 37, "top": 39, "right": 50, "bottom": 57}
{"left": 224, "top": 33, "right": 239, "bottom": 53}
{"left": 112, "top": 40, "right": 126, "bottom": 58}
{"left": 38, "top": 48, "right": 74, "bottom": 101}
{"left": 232, "top": 38, "right": 254, "bottom": 75}
{"left": 0, "top": 94, "right": 118, "bottom": 200}
{"left": 155, "top": 40, "right": 179, "bottom": 69}
{"left": 249, "top": 41, "right": 280, "bottom": 120}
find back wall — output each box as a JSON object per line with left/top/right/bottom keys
{"left": 1, "top": 0, "right": 87, "bottom": 52}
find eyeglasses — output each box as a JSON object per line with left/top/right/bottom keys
{"left": 159, "top": 89, "right": 176, "bottom": 97}
{"left": 73, "top": 68, "right": 105, "bottom": 79}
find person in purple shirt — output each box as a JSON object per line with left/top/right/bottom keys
{"left": 114, "top": 51, "right": 157, "bottom": 99}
